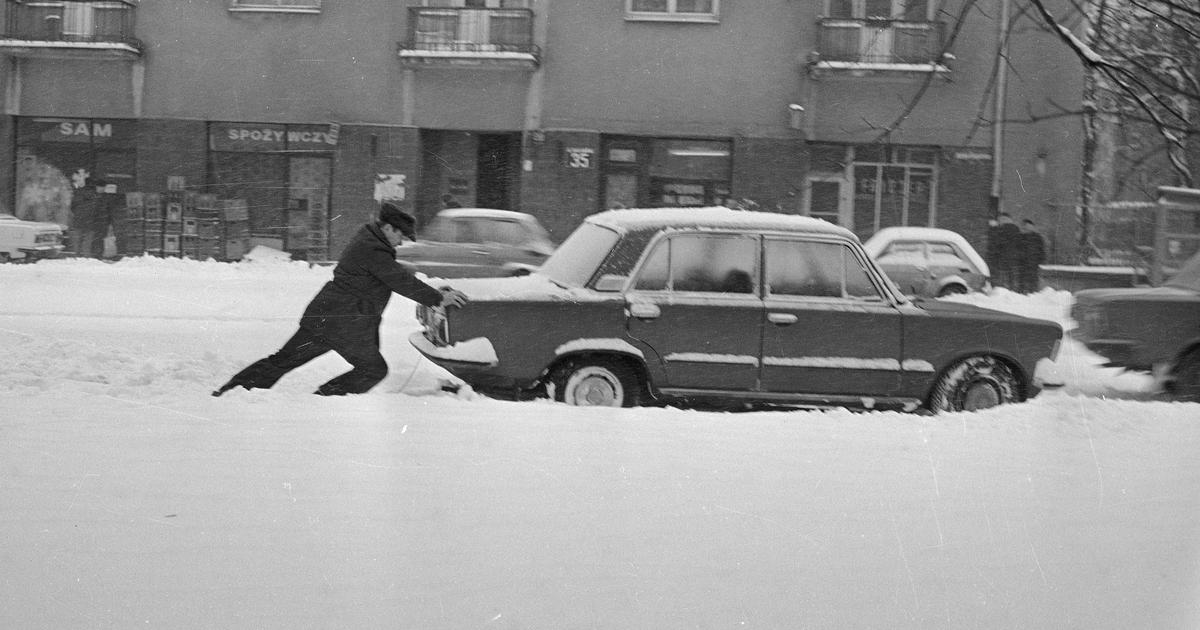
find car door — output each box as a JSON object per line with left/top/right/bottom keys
{"left": 625, "top": 232, "right": 764, "bottom": 391}
{"left": 759, "top": 236, "right": 903, "bottom": 397}
{"left": 875, "top": 240, "right": 933, "bottom": 296}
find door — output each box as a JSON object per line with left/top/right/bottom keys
{"left": 625, "top": 233, "right": 763, "bottom": 391}
{"left": 759, "top": 237, "right": 903, "bottom": 396}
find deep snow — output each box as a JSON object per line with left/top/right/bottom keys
{"left": 2, "top": 256, "right": 1198, "bottom": 629}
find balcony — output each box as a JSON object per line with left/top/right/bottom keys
{"left": 0, "top": 0, "right": 143, "bottom": 59}
{"left": 399, "top": 7, "right": 539, "bottom": 70}
{"left": 810, "top": 18, "right": 948, "bottom": 77}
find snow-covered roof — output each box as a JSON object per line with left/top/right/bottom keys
{"left": 587, "top": 207, "right": 854, "bottom": 238}
{"left": 863, "top": 227, "right": 990, "bottom": 276}
{"left": 436, "top": 208, "right": 537, "bottom": 221}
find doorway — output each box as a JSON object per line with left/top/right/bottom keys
{"left": 476, "top": 133, "right": 519, "bottom": 210}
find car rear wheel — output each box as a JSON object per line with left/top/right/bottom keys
{"left": 550, "top": 357, "right": 641, "bottom": 407}
{"left": 928, "top": 355, "right": 1020, "bottom": 412}
{"left": 1174, "top": 350, "right": 1200, "bottom": 402}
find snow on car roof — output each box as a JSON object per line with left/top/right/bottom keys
{"left": 587, "top": 207, "right": 854, "bottom": 238}
{"left": 437, "top": 208, "right": 537, "bottom": 221}
{"left": 863, "top": 226, "right": 990, "bottom": 276}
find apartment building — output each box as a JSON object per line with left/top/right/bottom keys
{"left": 0, "top": 0, "right": 1083, "bottom": 260}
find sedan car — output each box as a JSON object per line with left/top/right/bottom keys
{"left": 409, "top": 207, "right": 1062, "bottom": 413}
{"left": 1071, "top": 249, "right": 1200, "bottom": 401}
{"left": 0, "top": 213, "right": 65, "bottom": 262}
{"left": 394, "top": 208, "right": 554, "bottom": 278}
{"left": 863, "top": 227, "right": 991, "bottom": 298}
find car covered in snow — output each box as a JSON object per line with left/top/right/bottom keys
{"left": 410, "top": 207, "right": 1063, "bottom": 412}
{"left": 394, "top": 208, "right": 555, "bottom": 278}
{"left": 1071, "top": 249, "right": 1200, "bottom": 401}
{"left": 0, "top": 213, "right": 65, "bottom": 262}
{"left": 863, "top": 227, "right": 991, "bottom": 298}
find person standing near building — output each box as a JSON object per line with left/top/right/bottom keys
{"left": 990, "top": 213, "right": 1022, "bottom": 290}
{"left": 212, "top": 202, "right": 468, "bottom": 397}
{"left": 68, "top": 177, "right": 104, "bottom": 257}
{"left": 1017, "top": 218, "right": 1047, "bottom": 294}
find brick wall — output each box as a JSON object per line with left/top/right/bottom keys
{"left": 520, "top": 130, "right": 601, "bottom": 242}
{"left": 936, "top": 150, "right": 995, "bottom": 254}
{"left": 330, "top": 125, "right": 419, "bottom": 258}
{"left": 731, "top": 136, "right": 807, "bottom": 213}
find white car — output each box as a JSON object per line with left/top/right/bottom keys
{"left": 863, "top": 227, "right": 991, "bottom": 298}
{"left": 0, "top": 214, "right": 65, "bottom": 262}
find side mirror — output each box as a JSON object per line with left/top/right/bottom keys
{"left": 593, "top": 274, "right": 628, "bottom": 292}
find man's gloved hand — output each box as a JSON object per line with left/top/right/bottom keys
{"left": 439, "top": 288, "right": 468, "bottom": 309}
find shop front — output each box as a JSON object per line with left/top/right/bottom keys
{"left": 600, "top": 136, "right": 732, "bottom": 210}
{"left": 207, "top": 122, "right": 339, "bottom": 260}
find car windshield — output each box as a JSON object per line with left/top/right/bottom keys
{"left": 537, "top": 222, "right": 620, "bottom": 287}
{"left": 1164, "top": 251, "right": 1200, "bottom": 291}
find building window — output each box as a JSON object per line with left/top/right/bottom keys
{"left": 229, "top": 0, "right": 322, "bottom": 13}
{"left": 626, "top": 0, "right": 719, "bottom": 23}
{"left": 805, "top": 144, "right": 938, "bottom": 238}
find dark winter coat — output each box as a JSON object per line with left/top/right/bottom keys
{"left": 1018, "top": 231, "right": 1046, "bottom": 266}
{"left": 994, "top": 222, "right": 1023, "bottom": 266}
{"left": 300, "top": 222, "right": 443, "bottom": 350}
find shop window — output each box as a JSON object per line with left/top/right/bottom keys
{"left": 649, "top": 139, "right": 731, "bottom": 207}
{"left": 229, "top": 0, "right": 322, "bottom": 12}
{"left": 806, "top": 144, "right": 937, "bottom": 238}
{"left": 626, "top": 0, "right": 719, "bottom": 23}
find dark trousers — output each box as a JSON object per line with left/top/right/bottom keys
{"left": 221, "top": 326, "right": 389, "bottom": 396}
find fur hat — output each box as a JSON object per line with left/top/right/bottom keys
{"left": 379, "top": 202, "right": 417, "bottom": 241}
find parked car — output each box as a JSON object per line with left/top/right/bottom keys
{"left": 0, "top": 213, "right": 65, "bottom": 262}
{"left": 410, "top": 207, "right": 1062, "bottom": 413}
{"left": 1071, "top": 249, "right": 1200, "bottom": 401}
{"left": 863, "top": 227, "right": 991, "bottom": 298}
{"left": 394, "top": 208, "right": 555, "bottom": 278}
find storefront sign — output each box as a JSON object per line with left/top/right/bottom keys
{"left": 20, "top": 118, "right": 137, "bottom": 147}
{"left": 209, "top": 122, "right": 340, "bottom": 152}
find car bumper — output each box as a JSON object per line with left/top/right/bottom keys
{"left": 409, "top": 331, "right": 498, "bottom": 371}
{"left": 17, "top": 245, "right": 64, "bottom": 260}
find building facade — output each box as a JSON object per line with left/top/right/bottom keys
{"left": 0, "top": 0, "right": 1084, "bottom": 261}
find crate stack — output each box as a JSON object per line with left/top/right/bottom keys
{"left": 122, "top": 191, "right": 250, "bottom": 261}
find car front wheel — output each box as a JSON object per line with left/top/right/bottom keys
{"left": 927, "top": 355, "right": 1020, "bottom": 412}
{"left": 550, "top": 357, "right": 641, "bottom": 407}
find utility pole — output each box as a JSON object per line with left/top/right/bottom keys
{"left": 991, "top": 0, "right": 1011, "bottom": 218}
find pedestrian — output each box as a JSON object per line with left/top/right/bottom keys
{"left": 212, "top": 202, "right": 468, "bottom": 397}
{"left": 1017, "top": 218, "right": 1046, "bottom": 294}
{"left": 69, "top": 177, "right": 104, "bottom": 257}
{"left": 990, "top": 212, "right": 1022, "bottom": 290}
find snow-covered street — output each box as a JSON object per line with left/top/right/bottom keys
{"left": 2, "top": 256, "right": 1198, "bottom": 629}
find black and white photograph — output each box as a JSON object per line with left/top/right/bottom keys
{"left": 2, "top": 0, "right": 1199, "bottom": 628}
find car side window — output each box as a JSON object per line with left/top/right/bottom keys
{"left": 479, "top": 220, "right": 528, "bottom": 246}
{"left": 878, "top": 240, "right": 926, "bottom": 264}
{"left": 766, "top": 239, "right": 883, "bottom": 300}
{"left": 928, "top": 242, "right": 970, "bottom": 268}
{"left": 422, "top": 217, "right": 453, "bottom": 242}
{"left": 633, "top": 234, "right": 757, "bottom": 294}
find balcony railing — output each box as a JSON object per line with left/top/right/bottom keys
{"left": 0, "top": 0, "right": 143, "bottom": 57}
{"left": 815, "top": 18, "right": 945, "bottom": 67}
{"left": 399, "top": 7, "right": 539, "bottom": 68}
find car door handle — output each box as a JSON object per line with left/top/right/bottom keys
{"left": 629, "top": 303, "right": 661, "bottom": 319}
{"left": 768, "top": 312, "right": 798, "bottom": 325}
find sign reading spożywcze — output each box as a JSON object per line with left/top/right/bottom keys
{"left": 209, "top": 122, "right": 340, "bottom": 152}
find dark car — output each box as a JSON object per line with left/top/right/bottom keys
{"left": 394, "top": 208, "right": 554, "bottom": 278}
{"left": 1071, "top": 250, "right": 1200, "bottom": 401}
{"left": 863, "top": 227, "right": 991, "bottom": 298}
{"left": 410, "top": 207, "right": 1062, "bottom": 413}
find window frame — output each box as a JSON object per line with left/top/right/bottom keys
{"left": 228, "top": 0, "right": 322, "bottom": 14}
{"left": 625, "top": 0, "right": 720, "bottom": 24}
{"left": 762, "top": 236, "right": 889, "bottom": 302}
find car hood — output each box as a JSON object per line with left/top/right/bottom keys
{"left": 913, "top": 298, "right": 1062, "bottom": 330}
{"left": 439, "top": 274, "right": 618, "bottom": 304}
{"left": 1073, "top": 286, "right": 1200, "bottom": 304}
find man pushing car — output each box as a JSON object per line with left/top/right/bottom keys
{"left": 213, "top": 202, "right": 467, "bottom": 397}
